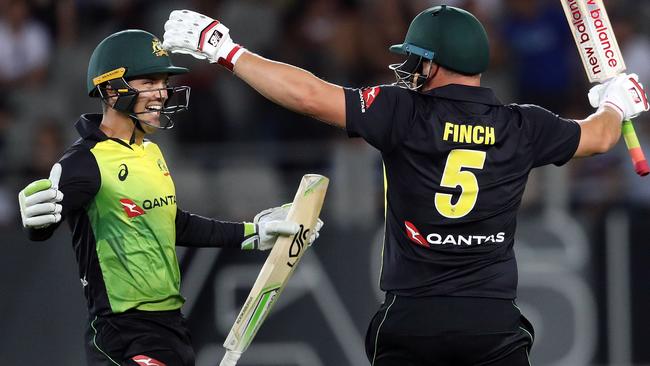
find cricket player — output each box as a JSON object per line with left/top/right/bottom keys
{"left": 162, "top": 5, "right": 648, "bottom": 366}
{"left": 17, "top": 29, "right": 322, "bottom": 366}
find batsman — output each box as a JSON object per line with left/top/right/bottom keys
{"left": 163, "top": 4, "right": 648, "bottom": 366}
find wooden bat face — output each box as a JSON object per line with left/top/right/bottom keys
{"left": 560, "top": 0, "right": 626, "bottom": 82}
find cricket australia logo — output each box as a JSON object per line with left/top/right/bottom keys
{"left": 287, "top": 224, "right": 310, "bottom": 267}
{"left": 208, "top": 30, "right": 223, "bottom": 47}
{"left": 151, "top": 38, "right": 168, "bottom": 57}
{"left": 157, "top": 159, "right": 170, "bottom": 176}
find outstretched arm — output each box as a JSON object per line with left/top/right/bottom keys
{"left": 163, "top": 10, "right": 346, "bottom": 128}
{"left": 234, "top": 52, "right": 346, "bottom": 128}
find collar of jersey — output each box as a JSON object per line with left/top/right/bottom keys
{"left": 424, "top": 84, "right": 502, "bottom": 106}
{"left": 76, "top": 113, "right": 147, "bottom": 151}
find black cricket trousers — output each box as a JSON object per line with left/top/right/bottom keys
{"left": 366, "top": 293, "right": 534, "bottom": 366}
{"left": 85, "top": 309, "right": 195, "bottom": 366}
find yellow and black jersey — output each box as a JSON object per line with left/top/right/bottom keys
{"left": 344, "top": 84, "right": 580, "bottom": 298}
{"left": 29, "top": 114, "right": 245, "bottom": 316}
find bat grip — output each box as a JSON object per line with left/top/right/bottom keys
{"left": 219, "top": 350, "right": 242, "bottom": 366}
{"left": 622, "top": 120, "right": 650, "bottom": 177}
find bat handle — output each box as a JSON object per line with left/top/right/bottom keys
{"left": 219, "top": 350, "right": 242, "bottom": 366}
{"left": 622, "top": 120, "right": 650, "bottom": 177}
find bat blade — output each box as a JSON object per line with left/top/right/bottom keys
{"left": 219, "top": 174, "right": 329, "bottom": 365}
{"left": 560, "top": 0, "right": 626, "bottom": 82}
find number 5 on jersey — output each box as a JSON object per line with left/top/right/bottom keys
{"left": 435, "top": 149, "right": 486, "bottom": 219}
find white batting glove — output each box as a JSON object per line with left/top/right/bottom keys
{"left": 588, "top": 73, "right": 649, "bottom": 121}
{"left": 257, "top": 204, "right": 324, "bottom": 246}
{"left": 163, "top": 9, "right": 246, "bottom": 71}
{"left": 18, "top": 163, "right": 64, "bottom": 229}
{"left": 241, "top": 204, "right": 324, "bottom": 251}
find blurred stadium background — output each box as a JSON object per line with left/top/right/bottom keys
{"left": 1, "top": 0, "right": 650, "bottom": 365}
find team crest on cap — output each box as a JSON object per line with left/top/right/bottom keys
{"left": 152, "top": 38, "right": 168, "bottom": 57}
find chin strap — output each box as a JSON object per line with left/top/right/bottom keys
{"left": 424, "top": 64, "right": 440, "bottom": 89}
{"left": 128, "top": 116, "right": 145, "bottom": 145}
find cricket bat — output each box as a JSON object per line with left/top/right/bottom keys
{"left": 561, "top": 0, "right": 649, "bottom": 176}
{"left": 219, "top": 174, "right": 329, "bottom": 366}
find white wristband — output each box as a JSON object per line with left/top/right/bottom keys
{"left": 217, "top": 45, "right": 246, "bottom": 71}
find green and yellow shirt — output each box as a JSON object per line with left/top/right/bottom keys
{"left": 29, "top": 114, "right": 245, "bottom": 316}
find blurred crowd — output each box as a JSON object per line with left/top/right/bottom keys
{"left": 2, "top": 0, "right": 650, "bottom": 228}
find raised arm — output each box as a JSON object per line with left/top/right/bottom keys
{"left": 162, "top": 10, "right": 346, "bottom": 128}
{"left": 573, "top": 107, "right": 622, "bottom": 157}
{"left": 573, "top": 73, "right": 648, "bottom": 158}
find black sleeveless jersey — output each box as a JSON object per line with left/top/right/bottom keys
{"left": 344, "top": 84, "right": 580, "bottom": 298}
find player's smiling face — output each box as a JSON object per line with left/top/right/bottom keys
{"left": 129, "top": 73, "right": 169, "bottom": 131}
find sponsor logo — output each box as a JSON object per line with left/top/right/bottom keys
{"left": 119, "top": 195, "right": 176, "bottom": 217}
{"left": 119, "top": 199, "right": 145, "bottom": 218}
{"left": 564, "top": 0, "right": 622, "bottom": 79}
{"left": 426, "top": 232, "right": 506, "bottom": 246}
{"left": 118, "top": 163, "right": 129, "bottom": 181}
{"left": 151, "top": 38, "right": 168, "bottom": 57}
{"left": 132, "top": 355, "right": 166, "bottom": 366}
{"left": 358, "top": 86, "right": 380, "bottom": 113}
{"left": 208, "top": 30, "right": 223, "bottom": 47}
{"left": 630, "top": 87, "right": 642, "bottom": 104}
{"left": 287, "top": 224, "right": 310, "bottom": 267}
{"left": 404, "top": 221, "right": 427, "bottom": 247}
{"left": 92, "top": 67, "right": 126, "bottom": 86}
{"left": 142, "top": 195, "right": 176, "bottom": 210}
{"left": 404, "top": 221, "right": 506, "bottom": 247}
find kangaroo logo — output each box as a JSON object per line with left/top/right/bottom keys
{"left": 405, "top": 221, "right": 428, "bottom": 248}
